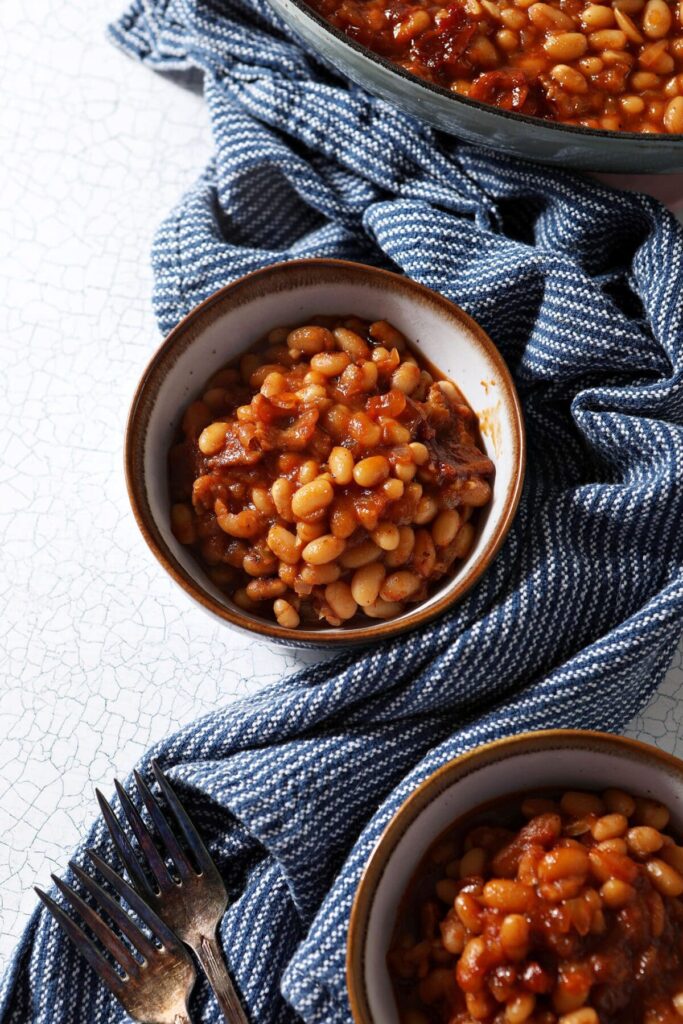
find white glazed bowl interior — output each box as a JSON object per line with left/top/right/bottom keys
{"left": 132, "top": 261, "right": 523, "bottom": 641}
{"left": 357, "top": 733, "right": 683, "bottom": 1024}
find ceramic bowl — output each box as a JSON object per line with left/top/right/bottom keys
{"left": 347, "top": 729, "right": 683, "bottom": 1024}
{"left": 125, "top": 258, "right": 525, "bottom": 647}
{"left": 266, "top": 0, "right": 683, "bottom": 173}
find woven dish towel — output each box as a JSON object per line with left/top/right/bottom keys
{"left": 2, "top": 0, "right": 683, "bottom": 1021}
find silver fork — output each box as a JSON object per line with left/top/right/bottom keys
{"left": 97, "top": 760, "right": 248, "bottom": 1024}
{"left": 36, "top": 852, "right": 196, "bottom": 1024}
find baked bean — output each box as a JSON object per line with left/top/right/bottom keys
{"left": 310, "top": 351, "right": 351, "bottom": 376}
{"left": 496, "top": 27, "right": 520, "bottom": 48}
{"left": 351, "top": 562, "right": 386, "bottom": 606}
{"left": 291, "top": 478, "right": 334, "bottom": 519}
{"left": 245, "top": 577, "right": 287, "bottom": 600}
{"left": 413, "top": 529, "right": 437, "bottom": 577}
{"left": 505, "top": 992, "right": 536, "bottom": 1023}
{"left": 333, "top": 326, "right": 370, "bottom": 362}
{"left": 198, "top": 421, "right": 228, "bottom": 455}
{"left": 267, "top": 524, "right": 301, "bottom": 564}
{"left": 340, "top": 540, "right": 383, "bottom": 568}
{"left": 550, "top": 63, "right": 589, "bottom": 91}
{"left": 661, "top": 844, "right": 683, "bottom": 873}
{"left": 363, "top": 597, "right": 404, "bottom": 618}
{"left": 600, "top": 878, "right": 636, "bottom": 907}
{"left": 440, "top": 914, "right": 466, "bottom": 954}
{"left": 369, "top": 319, "right": 407, "bottom": 350}
{"left": 324, "top": 581, "right": 358, "bottom": 620}
{"left": 558, "top": 1012, "right": 598, "bottom": 1024}
{"left": 273, "top": 598, "right": 300, "bottom": 628}
{"left": 455, "top": 894, "right": 484, "bottom": 934}
{"left": 603, "top": 788, "right": 636, "bottom": 817}
{"left": 385, "top": 525, "right": 416, "bottom": 567}
{"left": 664, "top": 94, "right": 683, "bottom": 130}
{"left": 287, "top": 325, "right": 333, "bottom": 354}
{"left": 545, "top": 31, "right": 588, "bottom": 58}
{"left": 560, "top": 791, "right": 605, "bottom": 817}
{"left": 452, "top": 522, "right": 475, "bottom": 559}
{"left": 300, "top": 562, "right": 341, "bottom": 585}
{"left": 432, "top": 509, "right": 460, "bottom": 547}
{"left": 481, "top": 879, "right": 534, "bottom": 912}
{"left": 500, "top": 914, "right": 530, "bottom": 959}
{"left": 243, "top": 544, "right": 277, "bottom": 577}
{"left": 297, "top": 520, "right": 326, "bottom": 543}
{"left": 372, "top": 521, "right": 400, "bottom": 550}
{"left": 460, "top": 847, "right": 487, "bottom": 878}
{"left": 646, "top": 858, "right": 683, "bottom": 896}
{"left": 171, "top": 503, "right": 196, "bottom": 545}
{"left": 435, "top": 878, "right": 460, "bottom": 904}
{"left": 233, "top": 586, "right": 259, "bottom": 611}
{"left": 353, "top": 455, "right": 390, "bottom": 487}
{"left": 591, "top": 813, "right": 628, "bottom": 841}
{"left": 392, "top": 362, "right": 422, "bottom": 394}
{"left": 329, "top": 496, "right": 357, "bottom": 539}
{"left": 528, "top": 1, "right": 572, "bottom": 26}
{"left": 302, "top": 534, "right": 345, "bottom": 565}
{"left": 414, "top": 495, "right": 439, "bottom": 525}
{"left": 381, "top": 570, "right": 422, "bottom": 602}
{"left": 215, "top": 504, "right": 262, "bottom": 539}
{"left": 643, "top": 0, "right": 672, "bottom": 37}
{"left": 395, "top": 461, "right": 418, "bottom": 483}
{"left": 271, "top": 478, "right": 295, "bottom": 521}
{"left": 581, "top": 4, "right": 615, "bottom": 28}
{"left": 635, "top": 798, "right": 671, "bottom": 829}
{"left": 539, "top": 845, "right": 589, "bottom": 881}
{"left": 325, "top": 447, "right": 353, "bottom": 486}
{"left": 627, "top": 825, "right": 665, "bottom": 857}
{"left": 348, "top": 411, "right": 382, "bottom": 447}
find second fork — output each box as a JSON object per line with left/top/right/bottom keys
{"left": 97, "top": 761, "right": 249, "bottom": 1024}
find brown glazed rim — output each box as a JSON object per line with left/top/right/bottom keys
{"left": 346, "top": 729, "right": 683, "bottom": 1024}
{"left": 125, "top": 258, "right": 526, "bottom": 646}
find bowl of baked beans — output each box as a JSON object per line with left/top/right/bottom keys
{"left": 347, "top": 730, "right": 683, "bottom": 1024}
{"left": 125, "top": 259, "right": 524, "bottom": 646}
{"left": 266, "top": 0, "right": 683, "bottom": 169}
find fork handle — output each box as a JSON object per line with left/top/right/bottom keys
{"left": 195, "top": 932, "right": 249, "bottom": 1024}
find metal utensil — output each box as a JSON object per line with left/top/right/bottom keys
{"left": 97, "top": 760, "right": 248, "bottom": 1024}
{"left": 36, "top": 852, "right": 196, "bottom": 1024}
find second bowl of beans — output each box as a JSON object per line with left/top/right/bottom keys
{"left": 126, "top": 259, "right": 525, "bottom": 646}
{"left": 346, "top": 730, "right": 683, "bottom": 1024}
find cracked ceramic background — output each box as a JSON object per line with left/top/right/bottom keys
{"left": 1, "top": 0, "right": 682, "bottom": 972}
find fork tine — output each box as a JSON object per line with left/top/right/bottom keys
{"left": 96, "top": 789, "right": 156, "bottom": 900}
{"left": 87, "top": 849, "right": 186, "bottom": 957}
{"left": 113, "top": 779, "right": 173, "bottom": 890}
{"left": 35, "top": 886, "right": 124, "bottom": 996}
{"left": 133, "top": 769, "right": 192, "bottom": 879}
{"left": 68, "top": 861, "right": 156, "bottom": 962}
{"left": 151, "top": 761, "right": 216, "bottom": 874}
{"left": 51, "top": 874, "right": 140, "bottom": 979}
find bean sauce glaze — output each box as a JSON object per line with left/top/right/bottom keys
{"left": 388, "top": 789, "right": 683, "bottom": 1024}
{"left": 168, "top": 316, "right": 494, "bottom": 629}
{"left": 306, "top": 0, "right": 683, "bottom": 132}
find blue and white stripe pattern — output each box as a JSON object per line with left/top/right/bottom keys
{"left": 2, "top": 0, "right": 683, "bottom": 1021}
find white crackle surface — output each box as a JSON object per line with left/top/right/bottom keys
{"left": 1, "top": 0, "right": 682, "bottom": 973}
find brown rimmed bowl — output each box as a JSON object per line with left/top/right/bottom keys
{"left": 125, "top": 258, "right": 525, "bottom": 648}
{"left": 346, "top": 729, "right": 683, "bottom": 1024}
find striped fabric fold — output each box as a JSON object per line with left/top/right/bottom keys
{"left": 1, "top": 0, "right": 682, "bottom": 1021}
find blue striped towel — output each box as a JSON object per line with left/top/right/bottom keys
{"left": 1, "top": 0, "right": 683, "bottom": 1021}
